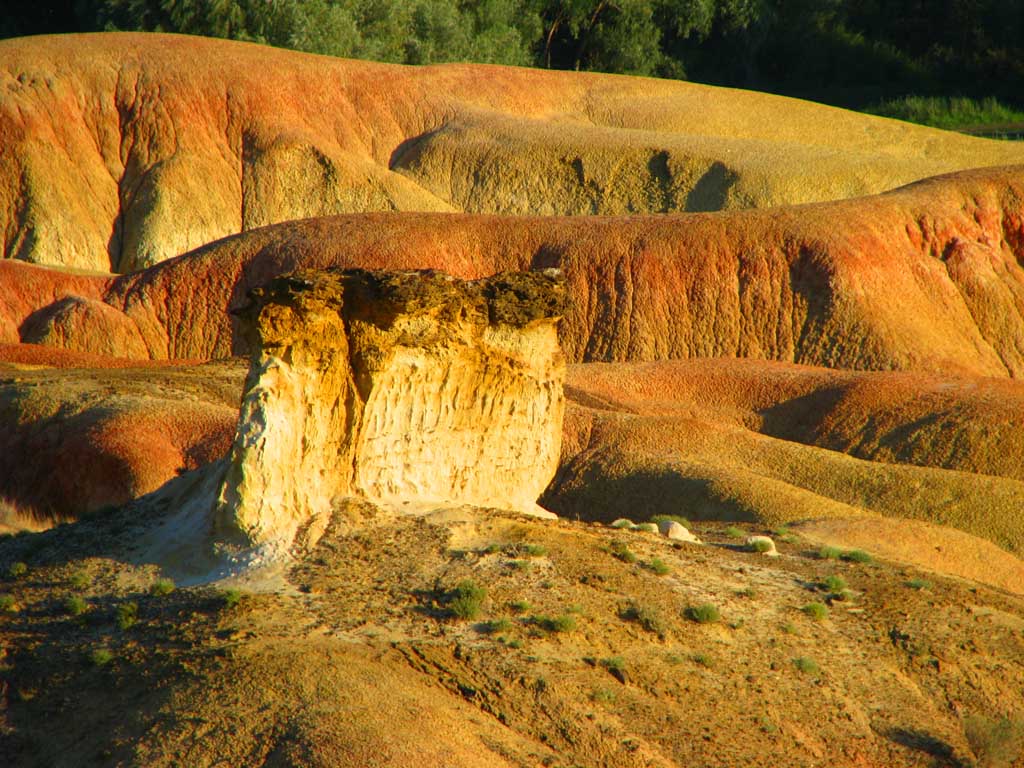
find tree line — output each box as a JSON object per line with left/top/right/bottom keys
{"left": 4, "top": 1, "right": 1023, "bottom": 111}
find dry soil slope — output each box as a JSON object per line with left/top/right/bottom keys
{"left": 1, "top": 166, "right": 1022, "bottom": 378}
{"left": 2, "top": 33, "right": 1023, "bottom": 272}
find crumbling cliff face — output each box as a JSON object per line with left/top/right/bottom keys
{"left": 214, "top": 269, "right": 567, "bottom": 550}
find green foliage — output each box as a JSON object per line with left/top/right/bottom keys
{"left": 90, "top": 647, "right": 114, "bottom": 667}
{"left": 68, "top": 572, "right": 90, "bottom": 590}
{"left": 620, "top": 602, "right": 665, "bottom": 635}
{"left": 866, "top": 96, "right": 1024, "bottom": 130}
{"left": 150, "top": 578, "right": 175, "bottom": 597}
{"left": 822, "top": 575, "right": 847, "bottom": 593}
{"left": 905, "top": 578, "right": 932, "bottom": 591}
{"left": 7, "top": 562, "right": 27, "bottom": 579}
{"left": 64, "top": 596, "right": 88, "bottom": 616}
{"left": 521, "top": 544, "right": 548, "bottom": 557}
{"left": 792, "top": 656, "right": 819, "bottom": 675}
{"left": 750, "top": 539, "right": 774, "bottom": 553}
{"left": 817, "top": 546, "right": 841, "bottom": 560}
{"left": 802, "top": 602, "right": 829, "bottom": 621}
{"left": 601, "top": 655, "right": 626, "bottom": 673}
{"left": 841, "top": 549, "right": 872, "bottom": 564}
{"left": 646, "top": 557, "right": 671, "bottom": 576}
{"left": 510, "top": 599, "right": 532, "bottom": 613}
{"left": 735, "top": 587, "right": 757, "bottom": 599}
{"left": 116, "top": 601, "right": 139, "bottom": 630}
{"left": 609, "top": 540, "right": 637, "bottom": 564}
{"left": 222, "top": 588, "right": 244, "bottom": 608}
{"left": 691, "top": 652, "right": 712, "bottom": 667}
{"left": 685, "top": 603, "right": 720, "bottom": 624}
{"left": 0, "top": 594, "right": 16, "bottom": 613}
{"left": 724, "top": 526, "right": 744, "bottom": 539}
{"left": 591, "top": 687, "right": 616, "bottom": 703}
{"left": 609, "top": 518, "right": 635, "bottom": 529}
{"left": 480, "top": 616, "right": 513, "bottom": 634}
{"left": 449, "top": 579, "right": 486, "bottom": 620}
{"left": 536, "top": 613, "right": 576, "bottom": 633}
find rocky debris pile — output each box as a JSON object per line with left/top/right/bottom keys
{"left": 214, "top": 268, "right": 568, "bottom": 551}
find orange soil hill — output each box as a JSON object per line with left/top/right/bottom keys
{"left": 2, "top": 33, "right": 1023, "bottom": 272}
{"left": 1, "top": 166, "right": 1022, "bottom": 377}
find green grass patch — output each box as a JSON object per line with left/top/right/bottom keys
{"left": 222, "top": 588, "right": 244, "bottom": 608}
{"left": 480, "top": 617, "right": 513, "bottom": 634}
{"left": 535, "top": 613, "right": 577, "bottom": 633}
{"left": 802, "top": 602, "right": 829, "bottom": 622}
{"left": 684, "top": 603, "right": 721, "bottom": 624}
{"left": 64, "top": 595, "right": 88, "bottom": 616}
{"left": 509, "top": 599, "right": 531, "bottom": 613}
{"left": 0, "top": 594, "right": 16, "bottom": 613}
{"left": 646, "top": 557, "right": 671, "bottom": 576}
{"left": 7, "top": 562, "right": 27, "bottom": 579}
{"left": 609, "top": 540, "right": 637, "bottom": 564}
{"left": 822, "top": 575, "right": 847, "bottom": 593}
{"left": 905, "top": 578, "right": 933, "bottom": 591}
{"left": 792, "top": 656, "right": 819, "bottom": 675}
{"left": 449, "top": 580, "right": 487, "bottom": 621}
{"left": 865, "top": 95, "right": 1024, "bottom": 130}
{"left": 735, "top": 587, "right": 757, "bottom": 599}
{"left": 68, "top": 572, "right": 89, "bottom": 590}
{"left": 724, "top": 526, "right": 745, "bottom": 539}
{"left": 601, "top": 656, "right": 626, "bottom": 673}
{"left": 149, "top": 578, "right": 175, "bottom": 597}
{"left": 620, "top": 602, "right": 666, "bottom": 636}
{"left": 841, "top": 549, "right": 873, "bottom": 564}
{"left": 691, "top": 652, "right": 713, "bottom": 668}
{"left": 609, "top": 519, "right": 634, "bottom": 529}
{"left": 750, "top": 539, "right": 774, "bottom": 554}
{"left": 116, "top": 601, "right": 138, "bottom": 630}
{"left": 817, "top": 546, "right": 841, "bottom": 560}
{"left": 90, "top": 648, "right": 114, "bottom": 667}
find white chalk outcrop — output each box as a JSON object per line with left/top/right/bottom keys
{"left": 214, "top": 268, "right": 567, "bottom": 551}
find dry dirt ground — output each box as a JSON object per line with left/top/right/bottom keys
{"left": 1, "top": 503, "right": 1022, "bottom": 767}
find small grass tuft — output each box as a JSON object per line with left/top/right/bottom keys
{"left": 905, "top": 578, "right": 933, "bottom": 591}
{"left": 735, "top": 587, "right": 757, "bottom": 599}
{"left": 0, "top": 594, "right": 16, "bottom": 613}
{"left": 802, "top": 602, "right": 829, "bottom": 622}
{"left": 610, "top": 540, "right": 637, "bottom": 564}
{"left": 841, "top": 549, "right": 873, "bottom": 564}
{"left": 691, "top": 653, "right": 713, "bottom": 668}
{"left": 782, "top": 622, "right": 799, "bottom": 635}
{"left": 685, "top": 603, "right": 721, "bottom": 624}
{"left": 724, "top": 526, "right": 745, "bottom": 539}
{"left": 507, "top": 559, "right": 531, "bottom": 571}
{"left": 536, "top": 613, "right": 577, "bottom": 633}
{"left": 822, "top": 575, "right": 847, "bottom": 593}
{"left": 793, "top": 656, "right": 819, "bottom": 675}
{"left": 609, "top": 519, "right": 634, "bottom": 529}
{"left": 222, "top": 588, "right": 244, "bottom": 608}
{"left": 817, "top": 546, "right": 841, "bottom": 560}
{"left": 510, "top": 599, "right": 531, "bottom": 613}
{"left": 64, "top": 595, "right": 88, "bottom": 616}
{"left": 522, "top": 544, "right": 547, "bottom": 557}
{"left": 116, "top": 601, "right": 138, "bottom": 630}
{"left": 480, "top": 617, "right": 513, "bottom": 634}
{"left": 646, "top": 557, "right": 671, "bottom": 576}
{"left": 963, "top": 714, "right": 1024, "bottom": 766}
{"left": 601, "top": 656, "right": 626, "bottom": 673}
{"left": 750, "top": 539, "right": 774, "bottom": 554}
{"left": 149, "top": 578, "right": 175, "bottom": 597}
{"left": 620, "top": 602, "right": 666, "bottom": 636}
{"left": 7, "top": 562, "right": 27, "bottom": 579}
{"left": 449, "top": 580, "right": 487, "bottom": 621}
{"left": 591, "top": 687, "right": 617, "bottom": 704}
{"left": 90, "top": 647, "right": 114, "bottom": 667}
{"left": 68, "top": 572, "right": 89, "bottom": 590}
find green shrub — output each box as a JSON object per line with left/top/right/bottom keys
{"left": 536, "top": 614, "right": 576, "bottom": 633}
{"left": 0, "top": 594, "right": 16, "bottom": 613}
{"left": 481, "top": 617, "right": 513, "bottom": 634}
{"left": 802, "top": 602, "right": 829, "bottom": 621}
{"left": 750, "top": 539, "right": 774, "bottom": 553}
{"left": 782, "top": 622, "right": 798, "bottom": 635}
{"left": 116, "top": 601, "right": 138, "bottom": 630}
{"left": 64, "top": 595, "right": 88, "bottom": 616}
{"left": 841, "top": 549, "right": 872, "bottom": 564}
{"left": 510, "top": 599, "right": 531, "bottom": 613}
{"left": 522, "top": 544, "right": 547, "bottom": 557}
{"left": 724, "top": 526, "right": 745, "bottom": 539}
{"left": 601, "top": 656, "right": 626, "bottom": 673}
{"left": 507, "top": 559, "right": 531, "bottom": 571}
{"left": 222, "top": 588, "right": 243, "bottom": 608}
{"left": 691, "top": 653, "right": 713, "bottom": 667}
{"left": 610, "top": 541, "right": 637, "bottom": 564}
{"left": 685, "top": 603, "right": 721, "bottom": 624}
{"left": 865, "top": 95, "right": 1024, "bottom": 130}
{"left": 483, "top": 543, "right": 503, "bottom": 555}
{"left": 7, "top": 562, "right": 27, "bottom": 579}
{"left": 735, "top": 587, "right": 757, "bottom": 599}
{"left": 90, "top": 648, "right": 114, "bottom": 667}
{"left": 68, "top": 572, "right": 89, "bottom": 590}
{"left": 650, "top": 514, "right": 690, "bottom": 528}
{"left": 609, "top": 519, "right": 634, "bottom": 529}
{"left": 632, "top": 522, "right": 659, "bottom": 533}
{"left": 822, "top": 575, "right": 847, "bottom": 593}
{"left": 150, "top": 578, "right": 175, "bottom": 597}
{"left": 620, "top": 602, "right": 665, "bottom": 635}
{"left": 817, "top": 546, "right": 841, "bottom": 560}
{"left": 792, "top": 656, "right": 819, "bottom": 675}
{"left": 905, "top": 578, "right": 933, "bottom": 591}
{"left": 591, "top": 687, "right": 616, "bottom": 703}
{"left": 449, "top": 580, "right": 486, "bottom": 621}
{"left": 647, "top": 557, "right": 671, "bottom": 576}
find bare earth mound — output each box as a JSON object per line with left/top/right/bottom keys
{"left": 2, "top": 33, "right": 1023, "bottom": 272}
{"left": 2, "top": 166, "right": 1023, "bottom": 379}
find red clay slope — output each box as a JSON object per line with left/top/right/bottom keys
{"left": 2, "top": 33, "right": 1023, "bottom": 272}
{"left": 1, "top": 166, "right": 1022, "bottom": 377}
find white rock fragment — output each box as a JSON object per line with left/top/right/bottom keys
{"left": 746, "top": 535, "right": 779, "bottom": 556}
{"left": 659, "top": 520, "right": 702, "bottom": 544}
